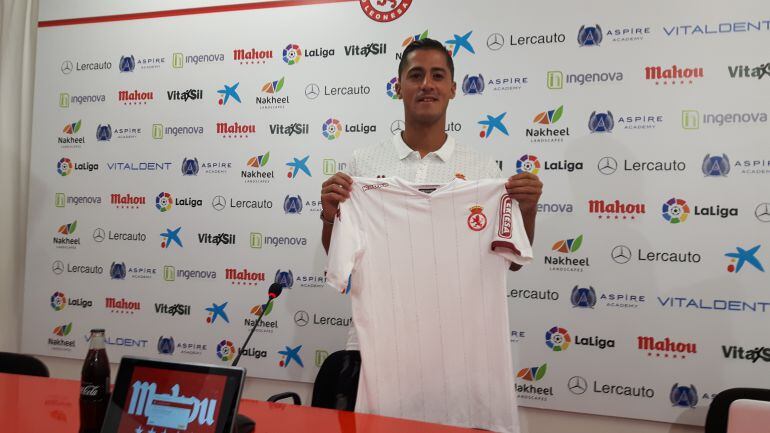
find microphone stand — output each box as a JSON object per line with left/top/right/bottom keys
{"left": 231, "top": 297, "right": 275, "bottom": 433}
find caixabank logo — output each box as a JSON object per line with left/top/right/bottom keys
{"left": 359, "top": 0, "right": 412, "bottom": 23}
{"left": 59, "top": 120, "right": 84, "bottom": 148}
{"left": 725, "top": 244, "right": 764, "bottom": 274}
{"left": 661, "top": 197, "right": 738, "bottom": 223}
{"left": 257, "top": 77, "right": 289, "bottom": 109}
{"left": 444, "top": 31, "right": 475, "bottom": 58}
{"left": 478, "top": 112, "right": 508, "bottom": 138}
{"left": 56, "top": 157, "right": 98, "bottom": 176}
{"left": 217, "top": 82, "right": 241, "bottom": 106}
{"left": 545, "top": 234, "right": 589, "bottom": 272}
{"left": 526, "top": 105, "right": 569, "bottom": 142}
{"left": 232, "top": 47, "right": 272, "bottom": 65}
{"left": 53, "top": 220, "right": 80, "bottom": 249}
{"left": 644, "top": 65, "right": 704, "bottom": 85}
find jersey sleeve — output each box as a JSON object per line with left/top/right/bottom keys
{"left": 326, "top": 196, "right": 365, "bottom": 293}
{"left": 490, "top": 191, "right": 533, "bottom": 266}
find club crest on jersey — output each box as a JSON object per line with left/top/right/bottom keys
{"left": 455, "top": 172, "right": 467, "bottom": 180}
{"left": 467, "top": 205, "right": 487, "bottom": 231}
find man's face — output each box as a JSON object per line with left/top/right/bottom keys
{"left": 396, "top": 49, "right": 456, "bottom": 124}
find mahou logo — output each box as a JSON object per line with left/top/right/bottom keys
{"left": 638, "top": 336, "right": 697, "bottom": 359}
{"left": 225, "top": 267, "right": 265, "bottom": 286}
{"left": 233, "top": 48, "right": 273, "bottom": 64}
{"left": 216, "top": 122, "right": 255, "bottom": 138}
{"left": 588, "top": 199, "right": 646, "bottom": 220}
{"left": 644, "top": 65, "right": 704, "bottom": 85}
{"left": 110, "top": 193, "right": 146, "bottom": 209}
{"left": 118, "top": 90, "right": 154, "bottom": 105}
{"left": 105, "top": 297, "right": 141, "bottom": 314}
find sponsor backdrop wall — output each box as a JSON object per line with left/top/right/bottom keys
{"left": 22, "top": 0, "right": 769, "bottom": 426}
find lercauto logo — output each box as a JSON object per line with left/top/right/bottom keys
{"left": 516, "top": 154, "right": 540, "bottom": 174}
{"left": 670, "top": 384, "right": 698, "bottom": 408}
{"left": 577, "top": 25, "right": 603, "bottom": 46}
{"left": 386, "top": 77, "right": 399, "bottom": 99}
{"left": 216, "top": 339, "right": 235, "bottom": 361}
{"left": 545, "top": 326, "right": 571, "bottom": 351}
{"left": 282, "top": 44, "right": 301, "bottom": 65}
{"left": 444, "top": 31, "right": 475, "bottom": 57}
{"left": 57, "top": 158, "right": 73, "bottom": 176}
{"left": 662, "top": 198, "right": 690, "bottom": 224}
{"left": 278, "top": 344, "right": 303, "bottom": 368}
{"left": 217, "top": 82, "right": 241, "bottom": 105}
{"left": 155, "top": 192, "right": 173, "bottom": 212}
{"left": 534, "top": 105, "right": 563, "bottom": 125}
{"left": 588, "top": 111, "right": 614, "bottom": 133}
{"left": 516, "top": 363, "right": 547, "bottom": 381}
{"left": 478, "top": 112, "right": 509, "bottom": 138}
{"left": 261, "top": 77, "right": 284, "bottom": 94}
{"left": 160, "top": 227, "right": 183, "bottom": 249}
{"left": 286, "top": 155, "right": 311, "bottom": 179}
{"left": 51, "top": 291, "right": 67, "bottom": 311}
{"left": 359, "top": 0, "right": 412, "bottom": 23}
{"left": 725, "top": 245, "right": 764, "bottom": 273}
{"left": 322, "top": 118, "right": 342, "bottom": 140}
{"left": 553, "top": 235, "right": 583, "bottom": 254}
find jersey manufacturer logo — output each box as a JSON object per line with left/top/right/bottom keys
{"left": 455, "top": 172, "right": 467, "bottom": 180}
{"left": 498, "top": 195, "right": 513, "bottom": 239}
{"left": 467, "top": 205, "right": 487, "bottom": 231}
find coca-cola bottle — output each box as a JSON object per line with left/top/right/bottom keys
{"left": 80, "top": 328, "right": 110, "bottom": 433}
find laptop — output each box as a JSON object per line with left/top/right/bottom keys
{"left": 101, "top": 356, "right": 246, "bottom": 433}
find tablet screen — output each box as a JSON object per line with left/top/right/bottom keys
{"left": 103, "top": 357, "right": 244, "bottom": 433}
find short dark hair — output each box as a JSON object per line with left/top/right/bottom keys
{"left": 398, "top": 38, "right": 454, "bottom": 80}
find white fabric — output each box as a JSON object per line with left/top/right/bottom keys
{"left": 727, "top": 399, "right": 770, "bottom": 433}
{"left": 0, "top": 0, "right": 36, "bottom": 352}
{"left": 344, "top": 132, "right": 503, "bottom": 349}
{"left": 326, "top": 176, "right": 532, "bottom": 433}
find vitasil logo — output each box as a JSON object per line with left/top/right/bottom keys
{"left": 49, "top": 322, "right": 75, "bottom": 350}
{"left": 167, "top": 89, "right": 203, "bottom": 102}
{"left": 359, "top": 0, "right": 411, "bottom": 23}
{"left": 663, "top": 20, "right": 770, "bottom": 37}
{"left": 638, "top": 336, "right": 696, "bottom": 359}
{"left": 546, "top": 70, "right": 623, "bottom": 89}
{"left": 59, "top": 120, "right": 84, "bottom": 148}
{"left": 233, "top": 47, "right": 272, "bottom": 64}
{"left": 545, "top": 235, "right": 589, "bottom": 272}
{"left": 588, "top": 199, "right": 646, "bottom": 220}
{"left": 478, "top": 112, "right": 508, "bottom": 138}
{"left": 644, "top": 65, "right": 704, "bottom": 85}
{"left": 243, "top": 153, "right": 274, "bottom": 184}
{"left": 257, "top": 77, "right": 289, "bottom": 109}
{"left": 658, "top": 296, "right": 770, "bottom": 314}
{"left": 728, "top": 62, "right": 770, "bottom": 79}
{"left": 225, "top": 267, "right": 265, "bottom": 286}
{"left": 92, "top": 227, "right": 147, "bottom": 244}
{"left": 661, "top": 197, "right": 738, "bottom": 223}
{"left": 517, "top": 154, "right": 582, "bottom": 174}
{"left": 56, "top": 157, "right": 98, "bottom": 176}
{"left": 527, "top": 105, "right": 569, "bottom": 142}
{"left": 58, "top": 92, "right": 106, "bottom": 108}
{"left": 217, "top": 121, "right": 255, "bottom": 138}
{"left": 105, "top": 297, "right": 141, "bottom": 314}
{"left": 110, "top": 193, "right": 146, "bottom": 209}
{"left": 444, "top": 31, "right": 475, "bottom": 57}
{"left": 117, "top": 90, "right": 154, "bottom": 105}
{"left": 162, "top": 265, "right": 217, "bottom": 282}
{"left": 198, "top": 232, "right": 236, "bottom": 246}
{"left": 155, "top": 303, "right": 191, "bottom": 317}
{"left": 269, "top": 122, "right": 309, "bottom": 136}
{"left": 54, "top": 220, "right": 80, "bottom": 249}
{"left": 725, "top": 244, "right": 764, "bottom": 274}
{"left": 171, "top": 51, "right": 225, "bottom": 68}
{"left": 50, "top": 291, "right": 93, "bottom": 311}
{"left": 722, "top": 345, "right": 770, "bottom": 363}
{"left": 344, "top": 42, "right": 387, "bottom": 57}
{"left": 152, "top": 123, "right": 204, "bottom": 139}
{"left": 106, "top": 161, "right": 172, "bottom": 173}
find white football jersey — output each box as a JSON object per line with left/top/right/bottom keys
{"left": 326, "top": 177, "right": 533, "bottom": 433}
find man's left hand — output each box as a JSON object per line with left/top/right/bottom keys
{"left": 505, "top": 172, "right": 543, "bottom": 213}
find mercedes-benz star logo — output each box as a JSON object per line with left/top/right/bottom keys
{"left": 305, "top": 83, "right": 320, "bottom": 100}
{"left": 294, "top": 310, "right": 310, "bottom": 327}
{"left": 756, "top": 203, "right": 770, "bottom": 223}
{"left": 52, "top": 260, "right": 65, "bottom": 275}
{"left": 611, "top": 245, "right": 632, "bottom": 264}
{"left": 487, "top": 33, "right": 504, "bottom": 51}
{"left": 61, "top": 60, "right": 73, "bottom": 74}
{"left": 92, "top": 228, "right": 106, "bottom": 243}
{"left": 568, "top": 376, "right": 588, "bottom": 395}
{"left": 390, "top": 120, "right": 405, "bottom": 135}
{"left": 211, "top": 195, "right": 226, "bottom": 211}
{"left": 597, "top": 156, "right": 618, "bottom": 175}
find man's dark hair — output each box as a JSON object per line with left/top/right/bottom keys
{"left": 398, "top": 38, "right": 454, "bottom": 80}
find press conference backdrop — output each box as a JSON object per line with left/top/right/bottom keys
{"left": 21, "top": 0, "right": 769, "bottom": 426}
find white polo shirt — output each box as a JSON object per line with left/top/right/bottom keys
{"left": 345, "top": 133, "right": 503, "bottom": 349}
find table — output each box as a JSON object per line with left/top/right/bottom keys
{"left": 0, "top": 372, "right": 477, "bottom": 432}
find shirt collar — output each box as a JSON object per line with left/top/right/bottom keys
{"left": 393, "top": 133, "right": 456, "bottom": 162}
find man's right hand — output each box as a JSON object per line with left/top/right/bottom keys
{"left": 321, "top": 172, "right": 353, "bottom": 222}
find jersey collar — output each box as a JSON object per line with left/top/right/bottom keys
{"left": 393, "top": 132, "right": 456, "bottom": 162}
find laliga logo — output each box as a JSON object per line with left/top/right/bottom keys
{"left": 282, "top": 44, "right": 301, "bottom": 65}
{"left": 516, "top": 154, "right": 540, "bottom": 174}
{"left": 545, "top": 326, "right": 571, "bottom": 351}
{"left": 662, "top": 197, "right": 690, "bottom": 224}
{"left": 577, "top": 25, "right": 603, "bottom": 46}
{"left": 359, "top": 0, "right": 413, "bottom": 23}
{"left": 386, "top": 77, "right": 399, "bottom": 99}
{"left": 571, "top": 286, "right": 597, "bottom": 308}
{"left": 322, "top": 118, "right": 342, "bottom": 140}
{"left": 670, "top": 383, "right": 698, "bottom": 408}
{"left": 57, "top": 158, "right": 73, "bottom": 176}
{"left": 217, "top": 340, "right": 235, "bottom": 361}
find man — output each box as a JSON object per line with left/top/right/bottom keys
{"left": 319, "top": 38, "right": 542, "bottom": 430}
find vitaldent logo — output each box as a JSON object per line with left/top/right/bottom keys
{"left": 663, "top": 20, "right": 770, "bottom": 37}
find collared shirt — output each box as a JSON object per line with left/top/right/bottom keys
{"left": 344, "top": 133, "right": 503, "bottom": 350}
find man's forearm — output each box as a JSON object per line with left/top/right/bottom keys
{"left": 509, "top": 207, "right": 536, "bottom": 271}
{"left": 322, "top": 221, "right": 334, "bottom": 253}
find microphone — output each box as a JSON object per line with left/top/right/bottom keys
{"left": 232, "top": 283, "right": 284, "bottom": 367}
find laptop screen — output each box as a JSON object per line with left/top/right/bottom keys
{"left": 103, "top": 357, "right": 245, "bottom": 433}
